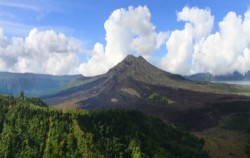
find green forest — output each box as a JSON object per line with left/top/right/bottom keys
{"left": 0, "top": 95, "right": 209, "bottom": 158}
{"left": 247, "top": 128, "right": 250, "bottom": 157}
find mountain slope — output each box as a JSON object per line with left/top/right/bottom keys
{"left": 0, "top": 72, "right": 82, "bottom": 96}
{"left": 0, "top": 95, "right": 209, "bottom": 158}
{"left": 44, "top": 55, "right": 249, "bottom": 108}
{"left": 43, "top": 55, "right": 250, "bottom": 132}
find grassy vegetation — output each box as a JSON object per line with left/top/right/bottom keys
{"left": 219, "top": 113, "right": 250, "bottom": 133}
{"left": 195, "top": 113, "right": 250, "bottom": 158}
{"left": 246, "top": 128, "right": 250, "bottom": 157}
{"left": 0, "top": 95, "right": 208, "bottom": 158}
{"left": 58, "top": 77, "right": 97, "bottom": 91}
{"left": 196, "top": 128, "right": 248, "bottom": 158}
{"left": 148, "top": 93, "right": 175, "bottom": 105}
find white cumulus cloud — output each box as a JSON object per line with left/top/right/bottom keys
{"left": 2, "top": 6, "right": 250, "bottom": 77}
{"left": 0, "top": 28, "right": 80, "bottom": 75}
{"left": 160, "top": 6, "right": 250, "bottom": 76}
{"left": 160, "top": 6, "right": 214, "bottom": 75}
{"left": 193, "top": 9, "right": 250, "bottom": 75}
{"left": 77, "top": 6, "right": 167, "bottom": 76}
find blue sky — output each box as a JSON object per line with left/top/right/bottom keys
{"left": 1, "top": 1, "right": 249, "bottom": 41}
{"left": 0, "top": 0, "right": 250, "bottom": 76}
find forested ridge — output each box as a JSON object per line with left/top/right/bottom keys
{"left": 0, "top": 95, "right": 209, "bottom": 158}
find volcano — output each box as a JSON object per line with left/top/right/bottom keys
{"left": 43, "top": 55, "right": 250, "bottom": 130}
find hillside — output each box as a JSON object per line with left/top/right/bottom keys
{"left": 0, "top": 95, "right": 209, "bottom": 158}
{"left": 195, "top": 112, "right": 250, "bottom": 158}
{"left": 0, "top": 72, "right": 82, "bottom": 96}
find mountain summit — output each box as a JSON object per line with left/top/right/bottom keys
{"left": 43, "top": 54, "right": 229, "bottom": 108}
{"left": 107, "top": 55, "right": 186, "bottom": 85}
{"left": 44, "top": 55, "right": 190, "bottom": 107}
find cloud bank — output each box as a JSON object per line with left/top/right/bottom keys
{"left": 1, "top": 6, "right": 250, "bottom": 76}
{"left": 160, "top": 7, "right": 214, "bottom": 75}
{"left": 0, "top": 28, "right": 79, "bottom": 75}
{"left": 193, "top": 10, "right": 250, "bottom": 75}
{"left": 160, "top": 6, "right": 250, "bottom": 76}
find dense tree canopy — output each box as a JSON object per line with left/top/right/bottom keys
{"left": 0, "top": 95, "right": 209, "bottom": 158}
{"left": 246, "top": 127, "right": 250, "bottom": 157}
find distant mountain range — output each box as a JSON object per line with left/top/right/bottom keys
{"left": 185, "top": 71, "right": 250, "bottom": 82}
{"left": 0, "top": 72, "right": 82, "bottom": 96}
